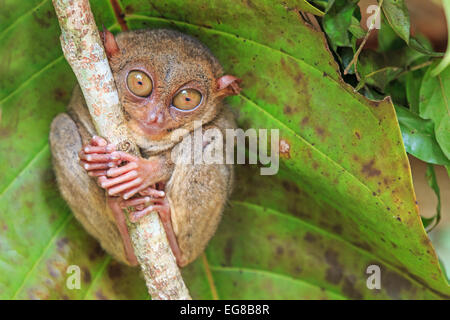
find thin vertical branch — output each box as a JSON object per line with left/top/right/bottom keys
{"left": 52, "top": 0, "right": 191, "bottom": 300}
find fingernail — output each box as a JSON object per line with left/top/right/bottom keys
{"left": 86, "top": 155, "right": 92, "bottom": 161}
{"left": 84, "top": 164, "right": 89, "bottom": 170}
{"left": 106, "top": 145, "right": 114, "bottom": 152}
{"left": 84, "top": 147, "right": 90, "bottom": 152}
{"left": 145, "top": 197, "right": 150, "bottom": 203}
{"left": 108, "top": 162, "right": 115, "bottom": 168}
{"left": 159, "top": 191, "right": 165, "bottom": 197}
{"left": 124, "top": 194, "right": 130, "bottom": 200}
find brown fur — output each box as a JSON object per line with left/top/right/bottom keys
{"left": 50, "top": 29, "right": 236, "bottom": 267}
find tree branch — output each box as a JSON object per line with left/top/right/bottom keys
{"left": 52, "top": 0, "right": 191, "bottom": 300}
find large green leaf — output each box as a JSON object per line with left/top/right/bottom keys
{"left": 420, "top": 64, "right": 450, "bottom": 160}
{"left": 395, "top": 106, "right": 449, "bottom": 166}
{"left": 0, "top": 0, "right": 449, "bottom": 299}
{"left": 381, "top": 0, "right": 410, "bottom": 44}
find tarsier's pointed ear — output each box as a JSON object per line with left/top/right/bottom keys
{"left": 101, "top": 26, "right": 120, "bottom": 59}
{"left": 216, "top": 75, "right": 242, "bottom": 98}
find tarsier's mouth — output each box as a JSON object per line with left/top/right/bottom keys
{"left": 136, "top": 119, "right": 167, "bottom": 136}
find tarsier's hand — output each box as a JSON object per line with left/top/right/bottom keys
{"left": 97, "top": 150, "right": 166, "bottom": 200}
{"left": 79, "top": 136, "right": 168, "bottom": 200}
{"left": 78, "top": 136, "right": 119, "bottom": 177}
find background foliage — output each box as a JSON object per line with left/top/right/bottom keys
{"left": 0, "top": 0, "right": 449, "bottom": 299}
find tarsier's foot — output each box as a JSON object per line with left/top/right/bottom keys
{"left": 107, "top": 197, "right": 139, "bottom": 266}
{"left": 107, "top": 185, "right": 184, "bottom": 267}
{"left": 120, "top": 185, "right": 185, "bottom": 266}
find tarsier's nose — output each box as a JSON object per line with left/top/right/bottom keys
{"left": 146, "top": 107, "right": 164, "bottom": 125}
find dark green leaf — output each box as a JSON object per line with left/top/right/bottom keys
{"left": 420, "top": 64, "right": 450, "bottom": 160}
{"left": 381, "top": 0, "right": 410, "bottom": 44}
{"left": 378, "top": 14, "right": 406, "bottom": 52}
{"left": 296, "top": 0, "right": 325, "bottom": 16}
{"left": 431, "top": 0, "right": 450, "bottom": 76}
{"left": 405, "top": 69, "right": 425, "bottom": 114}
{"left": 395, "top": 106, "right": 450, "bottom": 165}
{"left": 322, "top": 1, "right": 358, "bottom": 49}
{"left": 348, "top": 16, "right": 365, "bottom": 39}
{"left": 409, "top": 37, "right": 444, "bottom": 57}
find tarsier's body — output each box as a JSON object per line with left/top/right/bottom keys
{"left": 50, "top": 29, "right": 240, "bottom": 266}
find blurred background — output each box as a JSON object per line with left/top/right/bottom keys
{"left": 359, "top": 0, "right": 449, "bottom": 278}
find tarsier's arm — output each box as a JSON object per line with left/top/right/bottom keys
{"left": 79, "top": 136, "right": 182, "bottom": 265}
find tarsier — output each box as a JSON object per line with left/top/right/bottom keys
{"left": 50, "top": 29, "right": 241, "bottom": 267}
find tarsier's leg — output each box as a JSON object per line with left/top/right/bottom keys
{"left": 116, "top": 184, "right": 183, "bottom": 265}
{"left": 50, "top": 112, "right": 133, "bottom": 265}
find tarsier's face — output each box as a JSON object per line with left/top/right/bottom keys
{"left": 105, "top": 29, "right": 240, "bottom": 141}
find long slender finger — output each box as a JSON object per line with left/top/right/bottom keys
{"left": 80, "top": 161, "right": 113, "bottom": 170}
{"left": 107, "top": 162, "right": 138, "bottom": 177}
{"left": 88, "top": 170, "right": 108, "bottom": 177}
{"left": 91, "top": 136, "right": 108, "bottom": 146}
{"left": 84, "top": 144, "right": 115, "bottom": 154}
{"left": 139, "top": 187, "right": 165, "bottom": 198}
{"left": 101, "top": 170, "right": 138, "bottom": 188}
{"left": 108, "top": 178, "right": 142, "bottom": 196}
{"left": 130, "top": 205, "right": 156, "bottom": 223}
{"left": 111, "top": 151, "right": 138, "bottom": 163}
{"left": 120, "top": 197, "right": 150, "bottom": 208}
{"left": 79, "top": 153, "right": 119, "bottom": 162}
{"left": 123, "top": 184, "right": 147, "bottom": 200}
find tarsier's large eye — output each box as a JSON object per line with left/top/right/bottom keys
{"left": 172, "top": 89, "right": 202, "bottom": 110}
{"left": 127, "top": 70, "right": 153, "bottom": 97}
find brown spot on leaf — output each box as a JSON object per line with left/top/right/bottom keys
{"left": 53, "top": 88, "right": 67, "bottom": 102}
{"left": 108, "top": 262, "right": 123, "bottom": 279}
{"left": 33, "top": 10, "right": 53, "bottom": 28}
{"left": 316, "top": 127, "right": 325, "bottom": 136}
{"left": 281, "top": 180, "right": 300, "bottom": 194}
{"left": 361, "top": 159, "right": 381, "bottom": 177}
{"left": 276, "top": 246, "right": 284, "bottom": 256}
{"left": 283, "top": 105, "right": 295, "bottom": 114}
{"left": 325, "top": 249, "right": 343, "bottom": 284}
{"left": 96, "top": 290, "right": 108, "bottom": 300}
{"left": 332, "top": 225, "right": 343, "bottom": 234}
{"left": 301, "top": 116, "right": 309, "bottom": 126}
{"left": 382, "top": 270, "right": 413, "bottom": 299}
{"left": 57, "top": 237, "right": 69, "bottom": 250}
{"left": 88, "top": 241, "right": 105, "bottom": 260}
{"left": 224, "top": 238, "right": 233, "bottom": 265}
{"left": 342, "top": 275, "right": 363, "bottom": 299}
{"left": 82, "top": 267, "right": 91, "bottom": 283}
{"left": 304, "top": 232, "right": 317, "bottom": 243}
